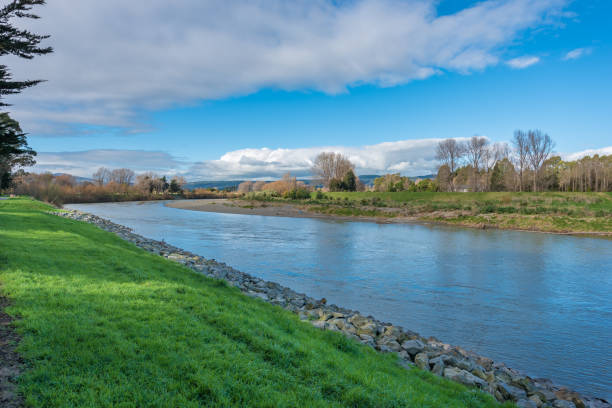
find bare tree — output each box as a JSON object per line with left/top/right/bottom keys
{"left": 237, "top": 180, "right": 254, "bottom": 193}
{"left": 435, "top": 139, "right": 465, "bottom": 191}
{"left": 92, "top": 167, "right": 111, "bottom": 186}
{"left": 110, "top": 168, "right": 135, "bottom": 185}
{"left": 252, "top": 181, "right": 266, "bottom": 192}
{"left": 464, "top": 136, "right": 488, "bottom": 191}
{"left": 512, "top": 131, "right": 529, "bottom": 192}
{"left": 526, "top": 130, "right": 555, "bottom": 192}
{"left": 311, "top": 152, "right": 354, "bottom": 188}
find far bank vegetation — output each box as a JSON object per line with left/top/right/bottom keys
{"left": 237, "top": 152, "right": 365, "bottom": 199}
{"left": 12, "top": 167, "right": 234, "bottom": 205}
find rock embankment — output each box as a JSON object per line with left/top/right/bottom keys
{"left": 56, "top": 210, "right": 610, "bottom": 408}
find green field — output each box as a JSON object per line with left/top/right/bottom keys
{"left": 0, "top": 198, "right": 507, "bottom": 407}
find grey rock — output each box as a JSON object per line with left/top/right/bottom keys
{"left": 414, "top": 353, "right": 429, "bottom": 370}
{"left": 498, "top": 382, "right": 527, "bottom": 401}
{"left": 553, "top": 401, "right": 577, "bottom": 408}
{"left": 517, "top": 399, "right": 539, "bottom": 408}
{"left": 377, "top": 336, "right": 402, "bottom": 352}
{"left": 432, "top": 361, "right": 444, "bottom": 376}
{"left": 401, "top": 339, "right": 425, "bottom": 356}
{"left": 443, "top": 367, "right": 487, "bottom": 389}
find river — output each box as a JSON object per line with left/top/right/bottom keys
{"left": 66, "top": 200, "right": 612, "bottom": 399}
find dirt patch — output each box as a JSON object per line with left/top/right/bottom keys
{"left": 0, "top": 295, "right": 23, "bottom": 408}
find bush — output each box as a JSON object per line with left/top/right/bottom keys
{"left": 283, "top": 188, "right": 311, "bottom": 200}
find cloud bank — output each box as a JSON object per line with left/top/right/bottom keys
{"left": 31, "top": 139, "right": 612, "bottom": 181}
{"left": 8, "top": 0, "right": 568, "bottom": 134}
{"left": 31, "top": 150, "right": 185, "bottom": 178}
{"left": 30, "top": 139, "right": 458, "bottom": 180}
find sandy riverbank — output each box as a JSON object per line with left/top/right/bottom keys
{"left": 165, "top": 199, "right": 414, "bottom": 223}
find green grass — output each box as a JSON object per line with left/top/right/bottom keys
{"left": 0, "top": 198, "right": 507, "bottom": 407}
{"left": 324, "top": 192, "right": 612, "bottom": 216}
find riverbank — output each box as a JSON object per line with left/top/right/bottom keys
{"left": 57, "top": 206, "right": 611, "bottom": 407}
{"left": 167, "top": 192, "right": 612, "bottom": 235}
{"left": 0, "top": 198, "right": 507, "bottom": 407}
{"left": 4, "top": 199, "right": 607, "bottom": 407}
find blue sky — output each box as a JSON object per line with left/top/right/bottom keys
{"left": 9, "top": 0, "right": 612, "bottom": 179}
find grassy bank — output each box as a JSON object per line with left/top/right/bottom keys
{"left": 242, "top": 192, "right": 612, "bottom": 234}
{"left": 0, "top": 198, "right": 506, "bottom": 407}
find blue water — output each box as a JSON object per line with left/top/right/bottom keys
{"left": 66, "top": 200, "right": 612, "bottom": 399}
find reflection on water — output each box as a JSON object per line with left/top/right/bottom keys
{"left": 66, "top": 200, "right": 612, "bottom": 399}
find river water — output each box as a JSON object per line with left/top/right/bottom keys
{"left": 66, "top": 200, "right": 612, "bottom": 399}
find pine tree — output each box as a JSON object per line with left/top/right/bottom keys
{"left": 0, "top": 113, "right": 35, "bottom": 188}
{"left": 0, "top": 0, "right": 51, "bottom": 189}
{"left": 1, "top": 0, "right": 53, "bottom": 105}
{"left": 343, "top": 169, "right": 356, "bottom": 191}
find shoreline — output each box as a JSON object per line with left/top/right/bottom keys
{"left": 57, "top": 208, "right": 610, "bottom": 408}
{"left": 165, "top": 199, "right": 612, "bottom": 237}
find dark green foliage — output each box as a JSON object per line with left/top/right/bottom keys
{"left": 343, "top": 169, "right": 357, "bottom": 191}
{"left": 0, "top": 112, "right": 36, "bottom": 188}
{"left": 0, "top": 0, "right": 53, "bottom": 105}
{"left": 328, "top": 178, "right": 343, "bottom": 192}
{"left": 169, "top": 178, "right": 182, "bottom": 193}
{"left": 283, "top": 188, "right": 311, "bottom": 200}
{"left": 490, "top": 162, "right": 505, "bottom": 192}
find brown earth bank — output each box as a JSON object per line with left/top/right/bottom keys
{"left": 166, "top": 199, "right": 414, "bottom": 223}
{"left": 0, "top": 295, "right": 23, "bottom": 408}
{"left": 165, "top": 199, "right": 612, "bottom": 237}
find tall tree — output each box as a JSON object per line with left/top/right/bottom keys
{"left": 435, "top": 138, "right": 465, "bottom": 191}
{"left": 0, "top": 0, "right": 52, "bottom": 189}
{"left": 464, "top": 136, "right": 488, "bottom": 191}
{"left": 512, "top": 130, "right": 529, "bottom": 192}
{"left": 526, "top": 130, "right": 555, "bottom": 192}
{"left": 311, "top": 152, "right": 354, "bottom": 188}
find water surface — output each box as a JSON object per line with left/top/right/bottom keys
{"left": 66, "top": 201, "right": 612, "bottom": 399}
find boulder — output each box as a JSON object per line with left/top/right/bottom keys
{"left": 356, "top": 322, "right": 377, "bottom": 336}
{"left": 414, "top": 353, "right": 429, "bottom": 370}
{"left": 529, "top": 395, "right": 544, "bottom": 408}
{"left": 377, "top": 336, "right": 402, "bottom": 352}
{"left": 517, "top": 399, "right": 538, "bottom": 408}
{"left": 401, "top": 339, "right": 425, "bottom": 356}
{"left": 498, "top": 382, "right": 527, "bottom": 401}
{"left": 431, "top": 361, "right": 444, "bottom": 376}
{"left": 443, "top": 367, "right": 487, "bottom": 389}
{"left": 553, "top": 401, "right": 577, "bottom": 408}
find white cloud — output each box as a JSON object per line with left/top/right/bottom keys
{"left": 186, "top": 138, "right": 456, "bottom": 180}
{"left": 563, "top": 146, "right": 612, "bottom": 161}
{"left": 30, "top": 140, "right": 612, "bottom": 180}
{"left": 30, "top": 150, "right": 185, "bottom": 178}
{"left": 6, "top": 0, "right": 568, "bottom": 134}
{"left": 28, "top": 139, "right": 463, "bottom": 179}
{"left": 562, "top": 47, "right": 591, "bottom": 61}
{"left": 505, "top": 56, "right": 540, "bottom": 69}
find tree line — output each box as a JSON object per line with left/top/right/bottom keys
{"left": 435, "top": 132, "right": 611, "bottom": 192}
{"left": 11, "top": 168, "right": 238, "bottom": 205}
{"left": 237, "top": 152, "right": 364, "bottom": 197}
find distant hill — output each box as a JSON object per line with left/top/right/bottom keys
{"left": 53, "top": 173, "right": 94, "bottom": 184}
{"left": 184, "top": 174, "right": 436, "bottom": 191}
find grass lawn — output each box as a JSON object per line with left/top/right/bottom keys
{"left": 0, "top": 198, "right": 507, "bottom": 407}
